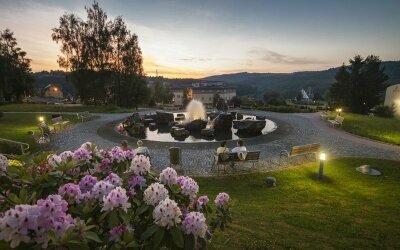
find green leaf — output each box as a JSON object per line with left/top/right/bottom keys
{"left": 153, "top": 227, "right": 165, "bottom": 249}
{"left": 141, "top": 224, "right": 159, "bottom": 240}
{"left": 184, "top": 234, "right": 195, "bottom": 250}
{"left": 126, "top": 240, "right": 140, "bottom": 248}
{"left": 85, "top": 231, "right": 102, "bottom": 243}
{"left": 109, "top": 210, "right": 120, "bottom": 228}
{"left": 136, "top": 205, "right": 149, "bottom": 216}
{"left": 119, "top": 209, "right": 131, "bottom": 225}
{"left": 170, "top": 226, "right": 184, "bottom": 248}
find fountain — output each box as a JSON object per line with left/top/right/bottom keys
{"left": 117, "top": 100, "right": 277, "bottom": 142}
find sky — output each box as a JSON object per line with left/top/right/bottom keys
{"left": 0, "top": 0, "right": 399, "bottom": 78}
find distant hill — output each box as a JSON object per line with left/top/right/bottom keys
{"left": 203, "top": 61, "right": 400, "bottom": 98}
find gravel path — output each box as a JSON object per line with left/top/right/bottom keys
{"left": 51, "top": 110, "right": 400, "bottom": 176}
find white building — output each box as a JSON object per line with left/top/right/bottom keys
{"left": 384, "top": 83, "right": 400, "bottom": 118}
{"left": 170, "top": 82, "right": 236, "bottom": 108}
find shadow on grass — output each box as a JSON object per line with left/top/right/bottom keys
{"left": 307, "top": 172, "right": 335, "bottom": 184}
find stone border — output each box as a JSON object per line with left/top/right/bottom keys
{"left": 96, "top": 113, "right": 294, "bottom": 150}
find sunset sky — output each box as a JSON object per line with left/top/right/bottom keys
{"left": 0, "top": 0, "right": 399, "bottom": 78}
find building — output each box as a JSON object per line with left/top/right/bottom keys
{"left": 43, "top": 84, "right": 63, "bottom": 99}
{"left": 384, "top": 83, "right": 400, "bottom": 118}
{"left": 170, "top": 81, "right": 236, "bottom": 108}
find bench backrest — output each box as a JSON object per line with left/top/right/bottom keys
{"left": 78, "top": 111, "right": 90, "bottom": 116}
{"left": 335, "top": 116, "right": 344, "bottom": 124}
{"left": 52, "top": 116, "right": 63, "bottom": 123}
{"left": 290, "top": 143, "right": 320, "bottom": 156}
{"left": 219, "top": 151, "right": 260, "bottom": 162}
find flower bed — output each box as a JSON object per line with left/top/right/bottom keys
{"left": 0, "top": 143, "right": 231, "bottom": 249}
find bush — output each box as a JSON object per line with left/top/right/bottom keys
{"left": 0, "top": 143, "right": 232, "bottom": 249}
{"left": 374, "top": 105, "right": 395, "bottom": 118}
{"left": 0, "top": 111, "right": 3, "bottom": 118}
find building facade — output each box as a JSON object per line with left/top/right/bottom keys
{"left": 384, "top": 83, "right": 400, "bottom": 118}
{"left": 170, "top": 82, "right": 236, "bottom": 107}
{"left": 43, "top": 84, "right": 63, "bottom": 99}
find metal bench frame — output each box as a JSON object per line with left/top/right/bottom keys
{"left": 77, "top": 111, "right": 93, "bottom": 122}
{"left": 328, "top": 115, "right": 344, "bottom": 127}
{"left": 51, "top": 116, "right": 70, "bottom": 132}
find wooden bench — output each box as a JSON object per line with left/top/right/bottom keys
{"left": 77, "top": 111, "right": 93, "bottom": 122}
{"left": 280, "top": 143, "right": 320, "bottom": 164}
{"left": 212, "top": 151, "right": 260, "bottom": 173}
{"left": 320, "top": 111, "right": 329, "bottom": 120}
{"left": 51, "top": 116, "right": 70, "bottom": 132}
{"left": 328, "top": 115, "right": 344, "bottom": 127}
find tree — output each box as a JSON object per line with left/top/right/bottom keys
{"left": 263, "top": 91, "right": 284, "bottom": 106}
{"left": 313, "top": 92, "right": 323, "bottom": 101}
{"left": 216, "top": 98, "right": 228, "bottom": 111}
{"left": 0, "top": 29, "right": 34, "bottom": 102}
{"left": 212, "top": 93, "right": 220, "bottom": 108}
{"left": 328, "top": 64, "right": 350, "bottom": 107}
{"left": 152, "top": 81, "right": 173, "bottom": 104}
{"left": 182, "top": 88, "right": 191, "bottom": 108}
{"left": 328, "top": 55, "right": 388, "bottom": 114}
{"left": 229, "top": 96, "right": 241, "bottom": 108}
{"left": 52, "top": 1, "right": 148, "bottom": 107}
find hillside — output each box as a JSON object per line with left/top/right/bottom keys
{"left": 203, "top": 61, "right": 400, "bottom": 98}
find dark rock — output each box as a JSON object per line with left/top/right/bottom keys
{"left": 265, "top": 177, "right": 276, "bottom": 187}
{"left": 156, "top": 111, "right": 175, "bottom": 125}
{"left": 149, "top": 123, "right": 158, "bottom": 131}
{"left": 122, "top": 113, "right": 142, "bottom": 127}
{"left": 213, "top": 113, "right": 233, "bottom": 131}
{"left": 127, "top": 123, "right": 145, "bottom": 135}
{"left": 201, "top": 128, "right": 214, "bottom": 137}
{"left": 230, "top": 111, "right": 237, "bottom": 119}
{"left": 144, "top": 112, "right": 157, "bottom": 120}
{"left": 233, "top": 120, "right": 266, "bottom": 134}
{"left": 236, "top": 113, "right": 243, "bottom": 120}
{"left": 168, "top": 121, "right": 179, "bottom": 128}
{"left": 185, "top": 119, "right": 207, "bottom": 132}
{"left": 256, "top": 115, "right": 266, "bottom": 120}
{"left": 209, "top": 111, "right": 220, "bottom": 120}
{"left": 171, "top": 128, "right": 190, "bottom": 137}
{"left": 144, "top": 118, "right": 155, "bottom": 126}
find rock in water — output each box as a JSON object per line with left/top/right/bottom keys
{"left": 233, "top": 120, "right": 266, "bottom": 134}
{"left": 236, "top": 113, "right": 243, "bottom": 120}
{"left": 185, "top": 119, "right": 208, "bottom": 132}
{"left": 201, "top": 128, "right": 214, "bottom": 137}
{"left": 171, "top": 128, "right": 190, "bottom": 137}
{"left": 156, "top": 111, "right": 175, "bottom": 125}
{"left": 149, "top": 123, "right": 158, "bottom": 131}
{"left": 214, "top": 113, "right": 233, "bottom": 131}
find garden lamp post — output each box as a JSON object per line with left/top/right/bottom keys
{"left": 318, "top": 152, "right": 326, "bottom": 179}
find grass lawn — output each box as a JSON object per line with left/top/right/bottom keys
{"left": 0, "top": 113, "right": 95, "bottom": 154}
{"left": 0, "top": 103, "right": 137, "bottom": 113}
{"left": 332, "top": 113, "right": 400, "bottom": 145}
{"left": 197, "top": 158, "right": 400, "bottom": 249}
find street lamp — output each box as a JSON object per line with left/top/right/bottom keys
{"left": 38, "top": 116, "right": 44, "bottom": 123}
{"left": 336, "top": 108, "right": 342, "bottom": 116}
{"left": 318, "top": 152, "right": 326, "bottom": 179}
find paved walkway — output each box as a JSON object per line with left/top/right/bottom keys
{"left": 51, "top": 110, "right": 400, "bottom": 176}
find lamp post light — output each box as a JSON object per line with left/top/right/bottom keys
{"left": 318, "top": 152, "right": 326, "bottom": 179}
{"left": 38, "top": 116, "right": 44, "bottom": 123}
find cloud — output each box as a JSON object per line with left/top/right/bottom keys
{"left": 248, "top": 49, "right": 328, "bottom": 65}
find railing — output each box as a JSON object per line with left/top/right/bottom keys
{"left": 0, "top": 137, "right": 30, "bottom": 155}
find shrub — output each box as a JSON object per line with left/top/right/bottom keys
{"left": 258, "top": 105, "right": 314, "bottom": 113}
{"left": 0, "top": 111, "right": 3, "bottom": 118}
{"left": 374, "top": 105, "right": 395, "bottom": 118}
{"left": 0, "top": 143, "right": 232, "bottom": 249}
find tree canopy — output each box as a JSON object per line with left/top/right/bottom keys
{"left": 328, "top": 55, "right": 389, "bottom": 114}
{"left": 0, "top": 29, "right": 34, "bottom": 102}
{"left": 52, "top": 2, "right": 148, "bottom": 107}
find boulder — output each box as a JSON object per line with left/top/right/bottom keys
{"left": 208, "top": 111, "right": 220, "bottom": 120}
{"left": 213, "top": 113, "right": 233, "bottom": 131}
{"left": 127, "top": 123, "right": 145, "bottom": 135}
{"left": 123, "top": 113, "right": 142, "bottom": 127}
{"left": 233, "top": 120, "right": 266, "bottom": 134}
{"left": 236, "top": 113, "right": 243, "bottom": 120}
{"left": 201, "top": 128, "right": 214, "bottom": 137}
{"left": 185, "top": 119, "right": 207, "bottom": 132}
{"left": 144, "top": 118, "right": 155, "bottom": 126}
{"left": 256, "top": 115, "right": 266, "bottom": 120}
{"left": 265, "top": 177, "right": 276, "bottom": 187}
{"left": 156, "top": 111, "right": 175, "bottom": 125}
{"left": 149, "top": 123, "right": 158, "bottom": 131}
{"left": 171, "top": 128, "right": 190, "bottom": 137}
{"left": 230, "top": 111, "right": 237, "bottom": 119}
{"left": 144, "top": 112, "right": 157, "bottom": 120}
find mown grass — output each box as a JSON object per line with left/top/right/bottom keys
{"left": 197, "top": 158, "right": 400, "bottom": 249}
{"left": 0, "top": 103, "right": 136, "bottom": 113}
{"left": 0, "top": 113, "right": 94, "bottom": 153}
{"left": 331, "top": 112, "right": 400, "bottom": 145}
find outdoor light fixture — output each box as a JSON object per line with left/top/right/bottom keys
{"left": 39, "top": 116, "right": 44, "bottom": 122}
{"left": 336, "top": 108, "right": 342, "bottom": 116}
{"left": 54, "top": 87, "right": 58, "bottom": 91}
{"left": 318, "top": 152, "right": 326, "bottom": 179}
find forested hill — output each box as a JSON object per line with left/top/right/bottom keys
{"left": 203, "top": 61, "right": 400, "bottom": 98}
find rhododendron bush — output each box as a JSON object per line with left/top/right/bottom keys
{"left": 0, "top": 143, "right": 232, "bottom": 249}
